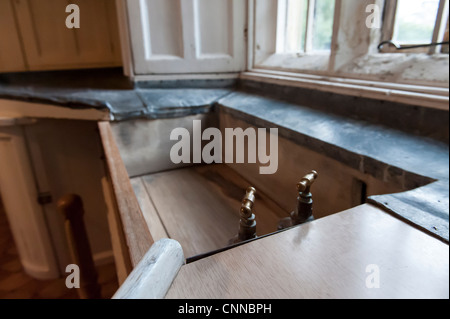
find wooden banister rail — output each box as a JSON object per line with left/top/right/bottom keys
{"left": 113, "top": 239, "right": 185, "bottom": 299}
{"left": 57, "top": 194, "right": 102, "bottom": 299}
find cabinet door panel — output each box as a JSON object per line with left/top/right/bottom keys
{"left": 13, "top": 0, "right": 122, "bottom": 71}
{"left": 0, "top": 0, "right": 27, "bottom": 72}
{"left": 127, "top": 0, "right": 246, "bottom": 75}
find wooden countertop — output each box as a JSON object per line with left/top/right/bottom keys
{"left": 165, "top": 204, "right": 449, "bottom": 299}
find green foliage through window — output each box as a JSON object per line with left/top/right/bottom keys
{"left": 312, "top": 0, "right": 335, "bottom": 51}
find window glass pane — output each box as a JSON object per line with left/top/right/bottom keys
{"left": 393, "top": 0, "right": 439, "bottom": 44}
{"left": 312, "top": 0, "right": 335, "bottom": 51}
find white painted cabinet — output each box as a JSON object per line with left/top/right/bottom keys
{"left": 126, "top": 0, "right": 247, "bottom": 75}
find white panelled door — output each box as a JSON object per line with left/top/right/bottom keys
{"left": 127, "top": 0, "right": 246, "bottom": 75}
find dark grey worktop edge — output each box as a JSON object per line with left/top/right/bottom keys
{"left": 0, "top": 86, "right": 234, "bottom": 121}
{"left": 367, "top": 182, "right": 449, "bottom": 244}
{"left": 0, "top": 90, "right": 110, "bottom": 110}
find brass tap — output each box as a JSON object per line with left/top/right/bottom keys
{"left": 297, "top": 170, "right": 318, "bottom": 193}
{"left": 229, "top": 187, "right": 257, "bottom": 245}
{"left": 278, "top": 170, "right": 318, "bottom": 230}
{"left": 240, "top": 187, "right": 256, "bottom": 217}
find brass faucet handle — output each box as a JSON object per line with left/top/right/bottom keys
{"left": 240, "top": 187, "right": 256, "bottom": 217}
{"left": 297, "top": 170, "right": 318, "bottom": 192}
{"left": 243, "top": 187, "right": 256, "bottom": 203}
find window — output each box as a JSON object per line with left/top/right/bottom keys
{"left": 277, "top": 0, "right": 335, "bottom": 54}
{"left": 380, "top": 0, "right": 449, "bottom": 53}
{"left": 394, "top": 0, "right": 440, "bottom": 44}
{"left": 253, "top": 0, "right": 337, "bottom": 73}
{"left": 247, "top": 0, "right": 449, "bottom": 109}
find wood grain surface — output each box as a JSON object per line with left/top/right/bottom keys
{"left": 98, "top": 121, "right": 154, "bottom": 267}
{"left": 131, "top": 164, "right": 287, "bottom": 258}
{"left": 165, "top": 204, "right": 449, "bottom": 299}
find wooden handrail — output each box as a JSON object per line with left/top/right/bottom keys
{"left": 113, "top": 239, "right": 185, "bottom": 299}
{"left": 57, "top": 194, "right": 102, "bottom": 299}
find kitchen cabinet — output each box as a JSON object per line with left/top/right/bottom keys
{"left": 0, "top": 0, "right": 122, "bottom": 72}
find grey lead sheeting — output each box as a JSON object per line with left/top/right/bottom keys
{"left": 0, "top": 85, "right": 233, "bottom": 121}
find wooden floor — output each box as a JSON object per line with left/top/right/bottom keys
{"left": 0, "top": 197, "right": 119, "bottom": 299}
{"left": 131, "top": 164, "right": 288, "bottom": 258}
